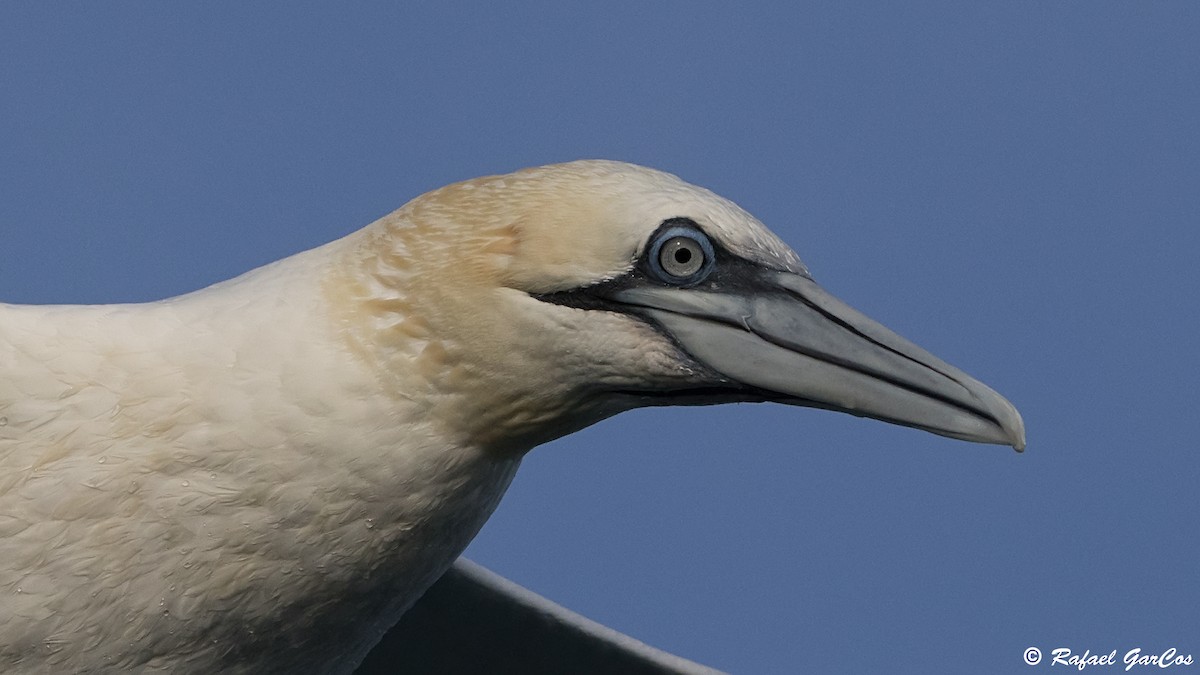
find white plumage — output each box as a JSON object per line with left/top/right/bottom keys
{"left": 0, "top": 160, "right": 1023, "bottom": 672}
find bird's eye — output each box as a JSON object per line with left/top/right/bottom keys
{"left": 647, "top": 224, "right": 715, "bottom": 285}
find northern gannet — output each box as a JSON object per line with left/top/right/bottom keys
{"left": 0, "top": 160, "right": 1024, "bottom": 673}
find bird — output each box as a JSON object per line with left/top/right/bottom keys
{"left": 0, "top": 160, "right": 1024, "bottom": 673}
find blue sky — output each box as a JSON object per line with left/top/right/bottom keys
{"left": 2, "top": 4, "right": 1197, "bottom": 674}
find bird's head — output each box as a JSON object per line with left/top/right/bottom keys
{"left": 327, "top": 160, "right": 1024, "bottom": 456}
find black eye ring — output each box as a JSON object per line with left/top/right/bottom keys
{"left": 647, "top": 224, "right": 715, "bottom": 285}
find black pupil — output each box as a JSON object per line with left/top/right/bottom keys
{"left": 674, "top": 248, "right": 692, "bottom": 264}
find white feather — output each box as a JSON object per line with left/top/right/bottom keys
{"left": 0, "top": 160, "right": 799, "bottom": 672}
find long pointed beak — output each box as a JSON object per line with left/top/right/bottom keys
{"left": 612, "top": 271, "right": 1025, "bottom": 451}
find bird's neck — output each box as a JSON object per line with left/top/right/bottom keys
{"left": 0, "top": 244, "right": 524, "bottom": 671}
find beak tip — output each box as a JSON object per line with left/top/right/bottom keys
{"left": 965, "top": 383, "right": 1025, "bottom": 452}
{"left": 996, "top": 397, "right": 1026, "bottom": 453}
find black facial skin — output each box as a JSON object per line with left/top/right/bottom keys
{"left": 530, "top": 217, "right": 814, "bottom": 408}
{"left": 532, "top": 217, "right": 786, "bottom": 311}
